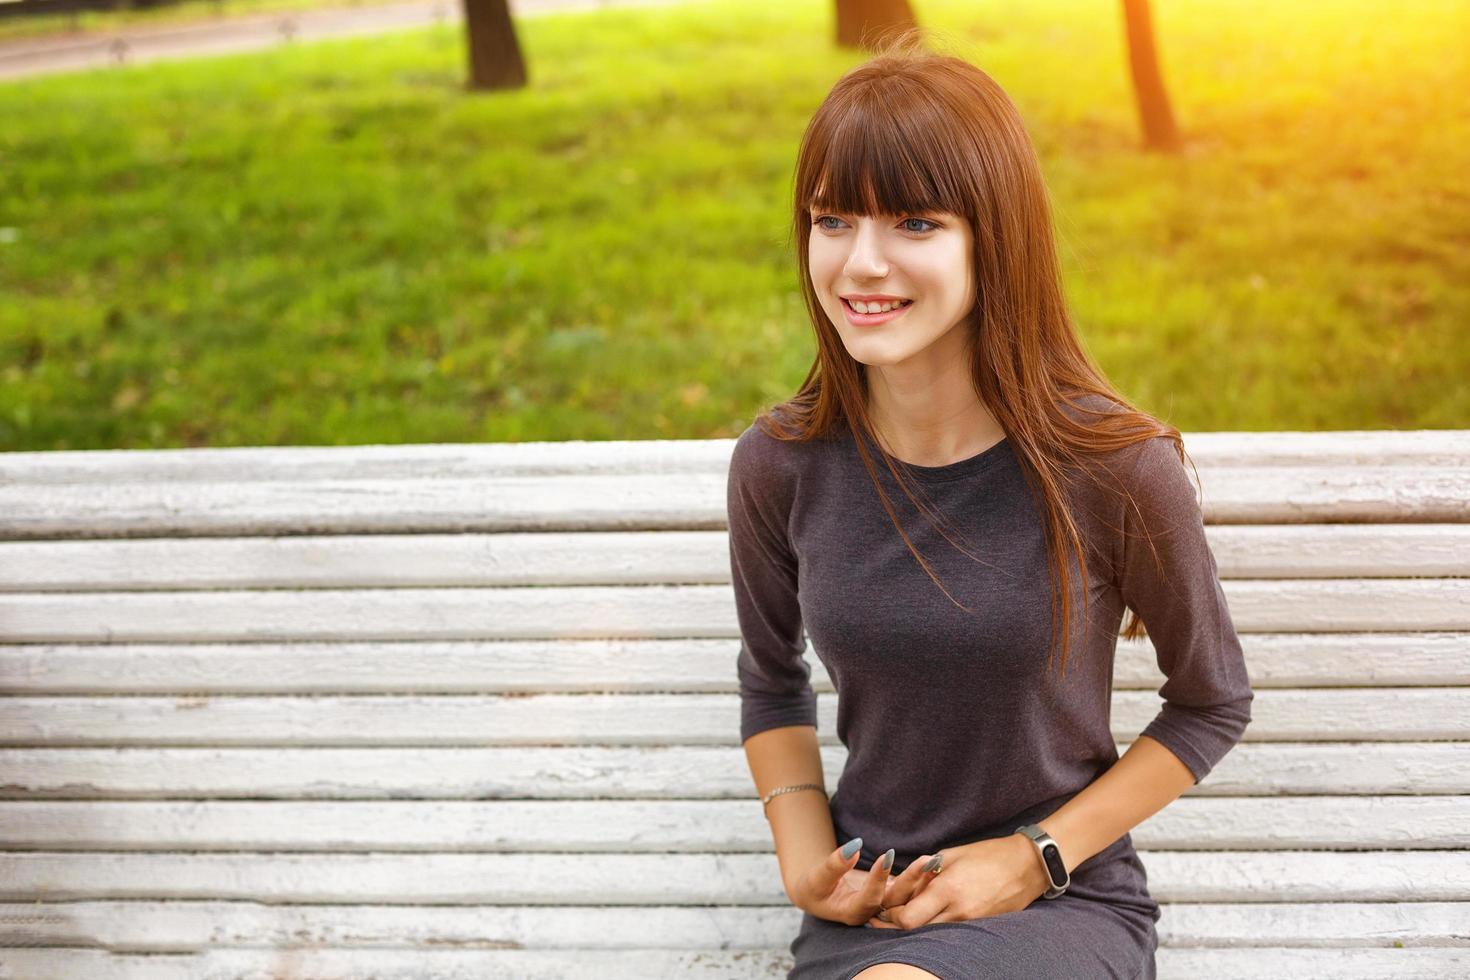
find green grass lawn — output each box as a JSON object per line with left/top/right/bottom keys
{"left": 1, "top": 0, "right": 1466, "bottom": 450}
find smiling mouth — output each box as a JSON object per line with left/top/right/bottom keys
{"left": 841, "top": 297, "right": 915, "bottom": 325}
{"left": 842, "top": 298, "right": 913, "bottom": 313}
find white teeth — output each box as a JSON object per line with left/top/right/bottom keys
{"left": 850, "top": 298, "right": 911, "bottom": 314}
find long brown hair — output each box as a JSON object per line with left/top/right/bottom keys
{"left": 759, "top": 29, "right": 1201, "bottom": 680}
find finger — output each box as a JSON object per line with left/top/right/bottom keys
{"left": 878, "top": 851, "right": 942, "bottom": 913}
{"left": 866, "top": 898, "right": 906, "bottom": 929}
{"left": 874, "top": 853, "right": 949, "bottom": 929}
{"left": 825, "top": 836, "right": 863, "bottom": 890}
{"left": 885, "top": 881, "right": 953, "bottom": 930}
{"left": 905, "top": 851, "right": 945, "bottom": 901}
{"left": 864, "top": 848, "right": 895, "bottom": 909}
{"left": 898, "top": 852, "right": 942, "bottom": 897}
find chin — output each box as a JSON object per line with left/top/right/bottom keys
{"left": 838, "top": 338, "right": 921, "bottom": 368}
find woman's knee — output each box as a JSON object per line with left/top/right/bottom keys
{"left": 851, "top": 965, "right": 944, "bottom": 980}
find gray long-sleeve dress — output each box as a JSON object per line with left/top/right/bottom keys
{"left": 728, "top": 398, "right": 1254, "bottom": 980}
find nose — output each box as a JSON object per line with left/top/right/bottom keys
{"left": 842, "top": 220, "right": 890, "bottom": 280}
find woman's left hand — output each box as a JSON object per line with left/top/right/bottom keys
{"left": 865, "top": 833, "right": 1051, "bottom": 929}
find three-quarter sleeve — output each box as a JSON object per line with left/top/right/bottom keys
{"left": 727, "top": 425, "right": 817, "bottom": 744}
{"left": 1117, "top": 435, "right": 1254, "bottom": 784}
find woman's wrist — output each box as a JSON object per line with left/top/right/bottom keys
{"left": 762, "top": 790, "right": 840, "bottom": 900}
{"left": 1007, "top": 831, "right": 1054, "bottom": 895}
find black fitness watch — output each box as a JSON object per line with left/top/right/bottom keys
{"left": 1015, "top": 823, "right": 1070, "bottom": 899}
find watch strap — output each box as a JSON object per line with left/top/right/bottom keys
{"left": 1015, "top": 822, "right": 1070, "bottom": 899}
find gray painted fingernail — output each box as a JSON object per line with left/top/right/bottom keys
{"left": 881, "top": 848, "right": 895, "bottom": 870}
{"left": 841, "top": 837, "right": 862, "bottom": 859}
{"left": 922, "top": 855, "right": 942, "bottom": 873}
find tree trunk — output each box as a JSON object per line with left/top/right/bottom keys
{"left": 834, "top": 0, "right": 918, "bottom": 51}
{"left": 464, "top": 0, "right": 527, "bottom": 91}
{"left": 1121, "top": 0, "right": 1181, "bottom": 152}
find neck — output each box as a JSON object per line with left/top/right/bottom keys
{"left": 866, "top": 380, "right": 1005, "bottom": 467}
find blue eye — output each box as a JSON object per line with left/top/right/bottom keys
{"left": 811, "top": 215, "right": 940, "bottom": 233}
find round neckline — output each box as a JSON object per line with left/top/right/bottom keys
{"left": 849, "top": 424, "right": 1012, "bottom": 484}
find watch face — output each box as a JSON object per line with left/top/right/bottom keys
{"left": 1041, "top": 843, "right": 1067, "bottom": 885}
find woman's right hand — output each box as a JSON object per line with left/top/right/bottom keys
{"left": 791, "top": 837, "right": 940, "bottom": 926}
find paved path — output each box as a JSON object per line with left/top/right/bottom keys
{"left": 0, "top": 0, "right": 699, "bottom": 81}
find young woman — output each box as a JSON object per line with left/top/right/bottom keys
{"left": 727, "top": 35, "right": 1254, "bottom": 980}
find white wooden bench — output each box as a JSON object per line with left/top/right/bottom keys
{"left": 0, "top": 430, "right": 1467, "bottom": 979}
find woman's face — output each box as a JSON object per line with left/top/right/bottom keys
{"left": 807, "top": 203, "right": 976, "bottom": 369}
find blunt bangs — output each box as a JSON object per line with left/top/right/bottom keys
{"left": 803, "top": 89, "right": 965, "bottom": 221}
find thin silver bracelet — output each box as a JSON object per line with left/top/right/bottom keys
{"left": 761, "top": 782, "right": 827, "bottom": 811}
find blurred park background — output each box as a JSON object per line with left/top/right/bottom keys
{"left": 0, "top": 0, "right": 1466, "bottom": 451}
{"left": 0, "top": 0, "right": 419, "bottom": 40}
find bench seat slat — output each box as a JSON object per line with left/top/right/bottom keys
{"left": 3, "top": 431, "right": 1467, "bottom": 485}
{"left": 3, "top": 525, "right": 1468, "bottom": 592}
{"left": 5, "top": 946, "right": 1463, "bottom": 980}
{"left": 0, "top": 463, "right": 1467, "bottom": 541}
{"left": 4, "top": 634, "right": 1468, "bottom": 693}
{"left": 1, "top": 850, "right": 1468, "bottom": 903}
{"left": 3, "top": 743, "right": 1467, "bottom": 796}
{"left": 0, "top": 797, "right": 1465, "bottom": 850}
{"left": 2, "top": 690, "right": 1468, "bottom": 745}
{"left": 0, "top": 901, "right": 1465, "bottom": 950}
{"left": 0, "top": 580, "right": 1467, "bottom": 644}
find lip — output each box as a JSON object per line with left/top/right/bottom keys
{"left": 842, "top": 296, "right": 913, "bottom": 326}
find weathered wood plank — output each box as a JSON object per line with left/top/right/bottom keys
{"left": 0, "top": 439, "right": 741, "bottom": 485}
{"left": 3, "top": 742, "right": 1465, "bottom": 798}
{"left": 0, "top": 901, "right": 1463, "bottom": 950}
{"left": 3, "top": 633, "right": 1466, "bottom": 695}
{"left": 0, "top": 851, "right": 1467, "bottom": 903}
{"left": 1, "top": 689, "right": 1466, "bottom": 746}
{"left": 1157, "top": 948, "right": 1470, "bottom": 979}
{"left": 3, "top": 946, "right": 1469, "bottom": 980}
{"left": 2, "top": 525, "right": 1467, "bottom": 593}
{"left": 0, "top": 796, "right": 1464, "bottom": 850}
{"left": 0, "top": 464, "right": 1467, "bottom": 540}
{"left": 1, "top": 946, "right": 1465, "bottom": 980}
{"left": 2, "top": 431, "right": 1466, "bottom": 485}
{"left": 1204, "top": 524, "right": 1470, "bottom": 577}
{"left": 0, "top": 579, "right": 1466, "bottom": 645}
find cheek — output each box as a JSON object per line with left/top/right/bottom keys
{"left": 808, "top": 241, "right": 839, "bottom": 279}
